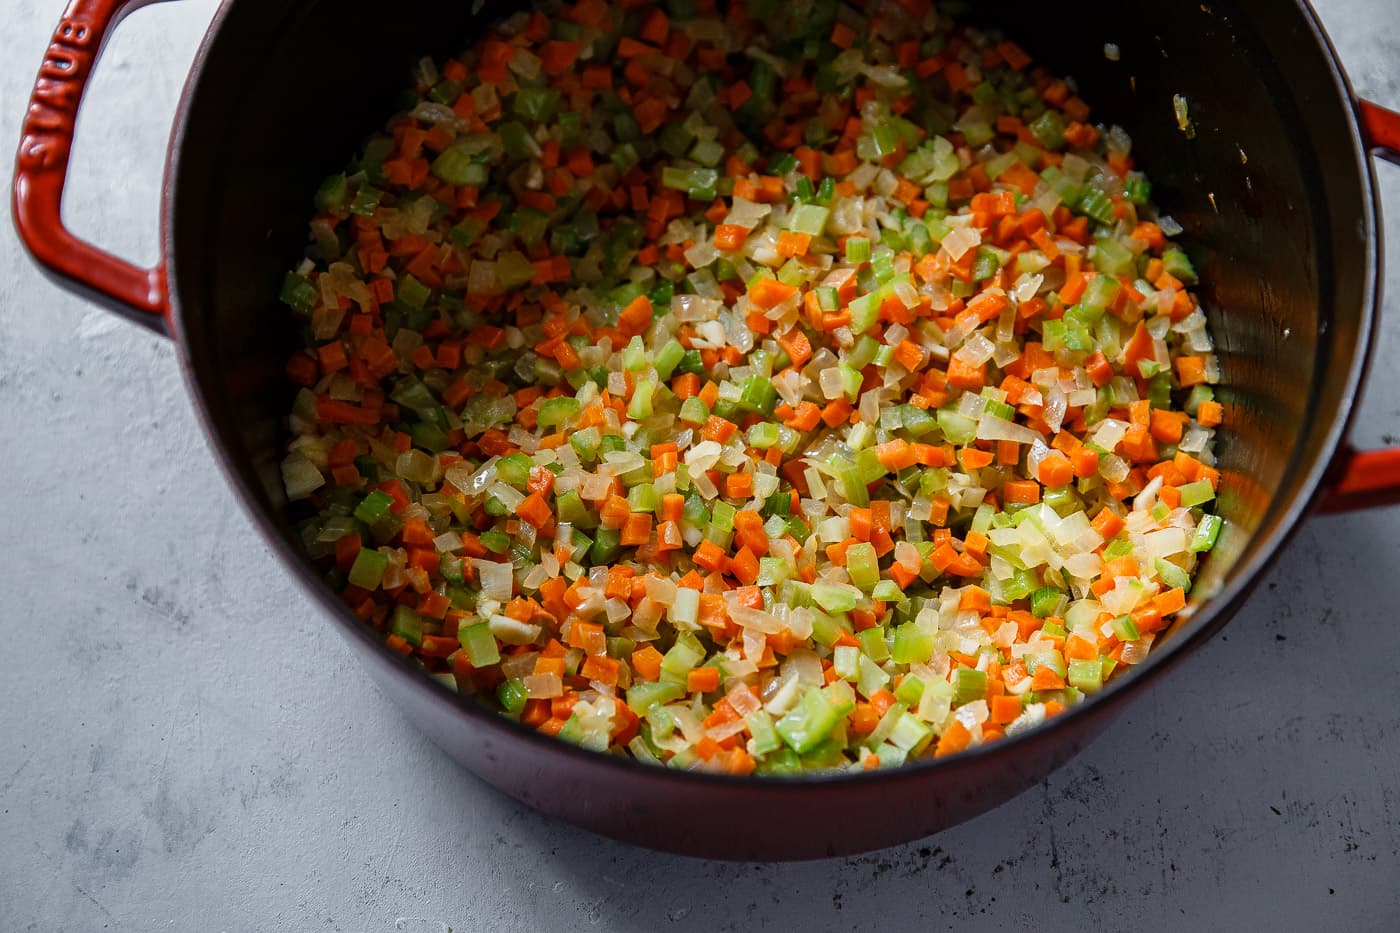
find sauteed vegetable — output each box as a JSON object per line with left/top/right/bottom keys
{"left": 278, "top": 0, "right": 1222, "bottom": 774}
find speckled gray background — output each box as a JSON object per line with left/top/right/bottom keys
{"left": 3, "top": 1, "right": 1400, "bottom": 930}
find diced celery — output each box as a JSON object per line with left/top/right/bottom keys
{"left": 1081, "top": 271, "right": 1124, "bottom": 310}
{"left": 890, "top": 623, "right": 934, "bottom": 664}
{"left": 1104, "top": 536, "right": 1134, "bottom": 559}
{"left": 746, "top": 710, "right": 783, "bottom": 755}
{"left": 279, "top": 272, "right": 318, "bottom": 315}
{"left": 660, "top": 632, "right": 706, "bottom": 681}
{"left": 646, "top": 705, "right": 677, "bottom": 739}
{"left": 1123, "top": 176, "right": 1152, "bottom": 204}
{"left": 569, "top": 427, "right": 601, "bottom": 462}
{"left": 812, "top": 582, "right": 860, "bottom": 613}
{"left": 848, "top": 293, "right": 880, "bottom": 335}
{"left": 389, "top": 605, "right": 425, "bottom": 647}
{"left": 757, "top": 557, "right": 792, "bottom": 586}
{"left": 871, "top": 580, "right": 904, "bottom": 603}
{"left": 679, "top": 396, "right": 709, "bottom": 425}
{"left": 537, "top": 396, "right": 581, "bottom": 428}
{"left": 809, "top": 610, "right": 845, "bottom": 648}
{"left": 858, "top": 627, "right": 890, "bottom": 662}
{"left": 654, "top": 338, "right": 686, "bottom": 380}
{"left": 738, "top": 376, "right": 778, "bottom": 415}
{"left": 354, "top": 490, "right": 395, "bottom": 525}
{"left": 1179, "top": 479, "right": 1215, "bottom": 508}
{"left": 1077, "top": 188, "right": 1116, "bottom": 225}
{"left": 496, "top": 250, "right": 537, "bottom": 289}
{"left": 498, "top": 679, "right": 528, "bottom": 715}
{"left": 1190, "top": 513, "right": 1223, "bottom": 552}
{"left": 1031, "top": 586, "right": 1063, "bottom": 619}
{"left": 775, "top": 687, "right": 841, "bottom": 754}
{"left": 894, "top": 673, "right": 925, "bottom": 707}
{"left": 626, "top": 681, "right": 686, "bottom": 715}
{"left": 888, "top": 712, "right": 933, "bottom": 753}
{"left": 857, "top": 654, "right": 891, "bottom": 697}
{"left": 313, "top": 173, "right": 348, "bottom": 213}
{"left": 833, "top": 645, "right": 861, "bottom": 681}
{"left": 347, "top": 548, "right": 388, "bottom": 590}
{"left": 1111, "top": 614, "right": 1140, "bottom": 641}
{"left": 846, "top": 542, "right": 880, "bottom": 590}
{"left": 514, "top": 87, "right": 560, "bottom": 122}
{"left": 1148, "top": 557, "right": 1191, "bottom": 596}
{"left": 710, "top": 500, "right": 737, "bottom": 533}
{"left": 937, "top": 410, "right": 977, "bottom": 445}
{"left": 789, "top": 203, "right": 831, "bottom": 236}
{"left": 496, "top": 453, "right": 532, "bottom": 486}
{"left": 458, "top": 621, "right": 501, "bottom": 667}
{"left": 1067, "top": 657, "right": 1104, "bottom": 694}
{"left": 432, "top": 148, "right": 488, "bottom": 187}
{"left": 591, "top": 527, "right": 622, "bottom": 563}
{"left": 628, "top": 483, "right": 659, "bottom": 513}
{"left": 1162, "top": 247, "right": 1198, "bottom": 284}
{"left": 628, "top": 380, "right": 656, "bottom": 419}
{"left": 952, "top": 667, "right": 987, "bottom": 705}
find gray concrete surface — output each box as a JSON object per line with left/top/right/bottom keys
{"left": 3, "top": 1, "right": 1400, "bottom": 930}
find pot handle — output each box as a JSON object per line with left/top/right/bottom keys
{"left": 11, "top": 0, "right": 170, "bottom": 334}
{"left": 1318, "top": 99, "right": 1400, "bottom": 513}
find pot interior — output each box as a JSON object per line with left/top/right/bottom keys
{"left": 169, "top": 0, "right": 1373, "bottom": 737}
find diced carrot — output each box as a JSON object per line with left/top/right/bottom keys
{"left": 631, "top": 645, "right": 663, "bottom": 681}
{"left": 1175, "top": 355, "right": 1208, "bottom": 387}
{"left": 1154, "top": 586, "right": 1187, "bottom": 615}
{"left": 991, "top": 695, "right": 1023, "bottom": 724}
{"left": 874, "top": 439, "right": 918, "bottom": 471}
{"left": 693, "top": 540, "right": 729, "bottom": 573}
{"left": 687, "top": 666, "right": 721, "bottom": 693}
{"left": 1197, "top": 399, "right": 1223, "bottom": 427}
{"left": 1071, "top": 446, "right": 1100, "bottom": 479}
{"left": 725, "top": 472, "right": 754, "bottom": 499}
{"left": 620, "top": 512, "right": 653, "bottom": 547}
{"left": 1035, "top": 453, "right": 1074, "bottom": 489}
{"left": 959, "top": 585, "right": 992, "bottom": 612}
{"left": 1003, "top": 480, "right": 1041, "bottom": 504}
{"left": 778, "top": 328, "right": 813, "bottom": 368}
{"left": 714, "top": 224, "right": 748, "bottom": 251}
{"left": 934, "top": 720, "right": 972, "bottom": 757}
{"left": 959, "top": 447, "right": 994, "bottom": 471}
{"left": 776, "top": 231, "right": 812, "bottom": 258}
{"left": 1064, "top": 634, "right": 1098, "bottom": 661}
{"left": 730, "top": 546, "right": 760, "bottom": 586}
{"left": 732, "top": 509, "right": 768, "bottom": 556}
{"left": 1150, "top": 408, "right": 1186, "bottom": 444}
{"left": 749, "top": 278, "right": 799, "bottom": 309}
{"left": 946, "top": 356, "right": 985, "bottom": 390}
{"left": 617, "top": 293, "right": 654, "bottom": 337}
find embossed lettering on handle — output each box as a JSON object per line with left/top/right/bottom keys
{"left": 11, "top": 0, "right": 170, "bottom": 331}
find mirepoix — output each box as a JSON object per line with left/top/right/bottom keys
{"left": 278, "top": 0, "right": 1223, "bottom": 775}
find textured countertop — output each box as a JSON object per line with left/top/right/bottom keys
{"left": 4, "top": 1, "right": 1400, "bottom": 930}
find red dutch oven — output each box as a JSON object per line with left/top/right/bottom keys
{"left": 13, "top": 0, "right": 1400, "bottom": 859}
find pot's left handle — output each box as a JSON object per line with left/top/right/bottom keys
{"left": 1320, "top": 100, "right": 1400, "bottom": 512}
{"left": 11, "top": 0, "right": 171, "bottom": 334}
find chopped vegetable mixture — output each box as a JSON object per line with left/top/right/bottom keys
{"left": 279, "top": 0, "right": 1224, "bottom": 775}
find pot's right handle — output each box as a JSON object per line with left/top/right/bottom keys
{"left": 1319, "top": 100, "right": 1400, "bottom": 513}
{"left": 11, "top": 0, "right": 170, "bottom": 334}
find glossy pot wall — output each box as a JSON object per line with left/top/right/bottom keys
{"left": 14, "top": 0, "right": 1400, "bottom": 859}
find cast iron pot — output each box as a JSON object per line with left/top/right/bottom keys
{"left": 14, "top": 0, "right": 1400, "bottom": 860}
